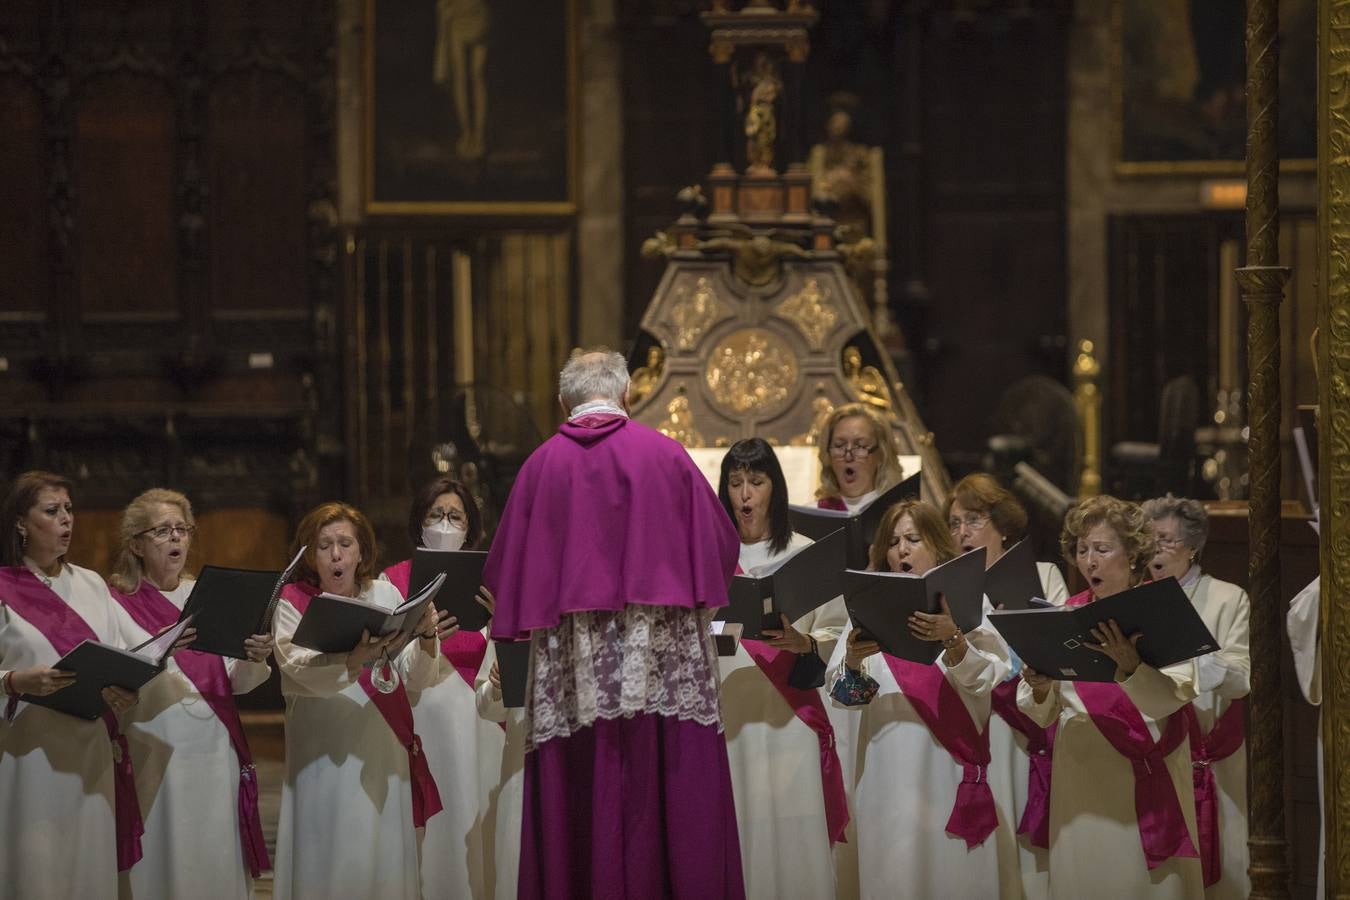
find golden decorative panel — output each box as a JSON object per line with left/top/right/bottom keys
{"left": 656, "top": 392, "right": 704, "bottom": 447}
{"left": 667, "top": 276, "right": 727, "bottom": 351}
{"left": 703, "top": 327, "right": 799, "bottom": 418}
{"left": 775, "top": 277, "right": 838, "bottom": 350}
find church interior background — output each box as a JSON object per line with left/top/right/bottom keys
{"left": 0, "top": 0, "right": 1341, "bottom": 895}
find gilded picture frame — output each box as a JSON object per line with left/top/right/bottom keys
{"left": 1111, "top": 0, "right": 1315, "bottom": 176}
{"left": 363, "top": 0, "right": 578, "bottom": 215}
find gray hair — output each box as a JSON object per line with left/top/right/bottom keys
{"left": 1140, "top": 494, "right": 1209, "bottom": 557}
{"left": 558, "top": 349, "right": 630, "bottom": 410}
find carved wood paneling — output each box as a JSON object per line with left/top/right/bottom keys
{"left": 0, "top": 75, "right": 47, "bottom": 314}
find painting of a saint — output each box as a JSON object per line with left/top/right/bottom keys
{"left": 366, "top": 0, "right": 575, "bottom": 213}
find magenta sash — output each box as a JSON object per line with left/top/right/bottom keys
{"left": 883, "top": 653, "right": 998, "bottom": 848}
{"left": 816, "top": 497, "right": 847, "bottom": 511}
{"left": 1185, "top": 698, "right": 1246, "bottom": 886}
{"left": 990, "top": 678, "right": 1056, "bottom": 848}
{"left": 383, "top": 559, "right": 490, "bottom": 691}
{"left": 741, "top": 639, "right": 851, "bottom": 844}
{"left": 282, "top": 582, "right": 443, "bottom": 827}
{"left": 109, "top": 581, "right": 270, "bottom": 876}
{"left": 0, "top": 566, "right": 144, "bottom": 871}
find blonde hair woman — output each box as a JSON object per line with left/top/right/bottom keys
{"left": 107, "top": 488, "right": 273, "bottom": 900}
{"left": 814, "top": 403, "right": 905, "bottom": 511}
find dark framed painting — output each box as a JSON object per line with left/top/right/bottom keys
{"left": 364, "top": 0, "right": 577, "bottom": 215}
{"left": 1113, "top": 0, "right": 1315, "bottom": 175}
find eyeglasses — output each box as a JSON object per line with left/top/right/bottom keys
{"left": 1155, "top": 536, "right": 1188, "bottom": 550}
{"left": 829, "top": 442, "right": 877, "bottom": 460}
{"left": 138, "top": 524, "right": 195, "bottom": 543}
{"left": 947, "top": 514, "right": 991, "bottom": 534}
{"left": 423, "top": 509, "right": 468, "bottom": 527}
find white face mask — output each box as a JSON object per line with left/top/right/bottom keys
{"left": 422, "top": 520, "right": 468, "bottom": 552}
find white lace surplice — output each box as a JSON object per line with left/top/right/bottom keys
{"left": 526, "top": 604, "right": 723, "bottom": 751}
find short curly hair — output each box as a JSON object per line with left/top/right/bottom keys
{"left": 945, "top": 472, "right": 1028, "bottom": 543}
{"left": 868, "top": 499, "right": 958, "bottom": 572}
{"left": 1060, "top": 494, "right": 1155, "bottom": 584}
{"left": 1139, "top": 494, "right": 1209, "bottom": 559}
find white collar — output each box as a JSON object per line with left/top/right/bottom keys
{"left": 1179, "top": 564, "right": 1202, "bottom": 589}
{"left": 568, "top": 400, "right": 628, "bottom": 421}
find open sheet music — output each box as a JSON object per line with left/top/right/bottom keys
{"left": 409, "top": 548, "right": 491, "bottom": 632}
{"left": 179, "top": 546, "right": 307, "bottom": 658}
{"left": 291, "top": 572, "right": 447, "bottom": 655}
{"left": 715, "top": 529, "right": 846, "bottom": 639}
{"left": 842, "top": 548, "right": 986, "bottom": 664}
{"left": 787, "top": 472, "right": 921, "bottom": 568}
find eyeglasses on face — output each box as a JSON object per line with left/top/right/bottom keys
{"left": 1154, "top": 536, "right": 1188, "bottom": 550}
{"left": 947, "top": 514, "right": 991, "bottom": 533}
{"left": 423, "top": 509, "right": 469, "bottom": 527}
{"left": 829, "top": 442, "right": 877, "bottom": 460}
{"left": 139, "top": 524, "right": 195, "bottom": 542}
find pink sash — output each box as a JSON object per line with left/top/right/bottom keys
{"left": 110, "top": 581, "right": 270, "bottom": 876}
{"left": 282, "top": 582, "right": 443, "bottom": 827}
{"left": 816, "top": 497, "right": 847, "bottom": 511}
{"left": 990, "top": 678, "right": 1056, "bottom": 848}
{"left": 383, "top": 559, "right": 490, "bottom": 691}
{"left": 741, "top": 639, "right": 851, "bottom": 843}
{"left": 1066, "top": 588, "right": 1199, "bottom": 869}
{"left": 1185, "top": 698, "right": 1246, "bottom": 886}
{"left": 0, "top": 566, "right": 144, "bottom": 871}
{"left": 883, "top": 654, "right": 998, "bottom": 848}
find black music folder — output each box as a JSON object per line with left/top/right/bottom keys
{"left": 987, "top": 577, "right": 1220, "bottom": 682}
{"left": 409, "top": 548, "right": 490, "bottom": 632}
{"left": 495, "top": 638, "right": 531, "bottom": 709}
{"left": 290, "top": 573, "right": 446, "bottom": 654}
{"left": 787, "top": 472, "right": 921, "bottom": 569}
{"left": 841, "top": 547, "right": 987, "bottom": 664}
{"left": 984, "top": 540, "right": 1047, "bottom": 611}
{"left": 24, "top": 617, "right": 194, "bottom": 720}
{"left": 714, "top": 529, "right": 846, "bottom": 640}
{"left": 179, "top": 547, "right": 305, "bottom": 658}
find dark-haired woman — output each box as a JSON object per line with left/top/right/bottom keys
{"left": 381, "top": 478, "right": 501, "bottom": 899}
{"left": 716, "top": 438, "right": 848, "bottom": 899}
{"left": 0, "top": 471, "right": 145, "bottom": 899}
{"left": 272, "top": 502, "right": 452, "bottom": 900}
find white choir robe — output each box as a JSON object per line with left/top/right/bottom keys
{"left": 272, "top": 580, "right": 444, "bottom": 900}
{"left": 118, "top": 579, "right": 272, "bottom": 900}
{"left": 0, "top": 563, "right": 139, "bottom": 900}
{"left": 1288, "top": 576, "right": 1324, "bottom": 900}
{"left": 826, "top": 611, "right": 1019, "bottom": 900}
{"left": 987, "top": 561, "right": 1068, "bottom": 900}
{"left": 404, "top": 626, "right": 505, "bottom": 900}
{"left": 720, "top": 533, "right": 847, "bottom": 900}
{"left": 1183, "top": 570, "right": 1251, "bottom": 900}
{"left": 1018, "top": 660, "right": 1202, "bottom": 900}
{"left": 473, "top": 640, "right": 527, "bottom": 900}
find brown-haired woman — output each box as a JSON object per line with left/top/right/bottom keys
{"left": 825, "top": 499, "right": 1017, "bottom": 898}
{"left": 271, "top": 501, "right": 454, "bottom": 900}
{"left": 946, "top": 472, "right": 1067, "bottom": 900}
{"left": 1017, "top": 495, "right": 1202, "bottom": 898}
{"left": 0, "top": 471, "right": 145, "bottom": 898}
{"left": 814, "top": 403, "right": 906, "bottom": 511}
{"left": 380, "top": 477, "right": 503, "bottom": 899}
{"left": 108, "top": 488, "right": 272, "bottom": 900}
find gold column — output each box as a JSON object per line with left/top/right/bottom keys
{"left": 1072, "top": 339, "right": 1101, "bottom": 498}
{"left": 1317, "top": 2, "right": 1350, "bottom": 895}
{"left": 1238, "top": 0, "right": 1291, "bottom": 896}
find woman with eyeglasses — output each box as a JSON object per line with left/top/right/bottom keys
{"left": 814, "top": 403, "right": 905, "bottom": 512}
{"left": 1141, "top": 496, "right": 1249, "bottom": 899}
{"left": 272, "top": 501, "right": 454, "bottom": 900}
{"left": 107, "top": 488, "right": 272, "bottom": 900}
{"left": 1018, "top": 495, "right": 1202, "bottom": 899}
{"left": 945, "top": 473, "right": 1067, "bottom": 900}
{"left": 826, "top": 499, "right": 1017, "bottom": 899}
{"left": 0, "top": 471, "right": 147, "bottom": 898}
{"left": 381, "top": 477, "right": 502, "bottom": 899}
{"left": 714, "top": 438, "right": 849, "bottom": 899}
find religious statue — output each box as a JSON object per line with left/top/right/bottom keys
{"left": 657, "top": 392, "right": 705, "bottom": 447}
{"left": 697, "top": 228, "right": 810, "bottom": 288}
{"left": 743, "top": 53, "right": 782, "bottom": 175}
{"left": 628, "top": 346, "right": 665, "bottom": 404}
{"left": 807, "top": 94, "right": 875, "bottom": 243}
{"left": 433, "top": 0, "right": 490, "bottom": 160}
{"left": 843, "top": 345, "right": 896, "bottom": 413}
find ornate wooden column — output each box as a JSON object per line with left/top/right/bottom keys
{"left": 1237, "top": 0, "right": 1291, "bottom": 896}
{"left": 1317, "top": 3, "right": 1350, "bottom": 895}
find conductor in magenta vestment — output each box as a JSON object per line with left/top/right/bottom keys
{"left": 484, "top": 349, "right": 745, "bottom": 900}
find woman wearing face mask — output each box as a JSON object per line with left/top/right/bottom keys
{"left": 272, "top": 502, "right": 454, "bottom": 900}
{"left": 1141, "top": 496, "right": 1249, "bottom": 899}
{"left": 107, "top": 488, "right": 273, "bottom": 900}
{"left": 1018, "top": 495, "right": 1202, "bottom": 899}
{"left": 946, "top": 472, "right": 1066, "bottom": 900}
{"left": 0, "top": 471, "right": 146, "bottom": 898}
{"left": 714, "top": 438, "right": 849, "bottom": 899}
{"left": 826, "top": 499, "right": 1017, "bottom": 899}
{"left": 814, "top": 403, "right": 905, "bottom": 512}
{"left": 381, "top": 478, "right": 502, "bottom": 899}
